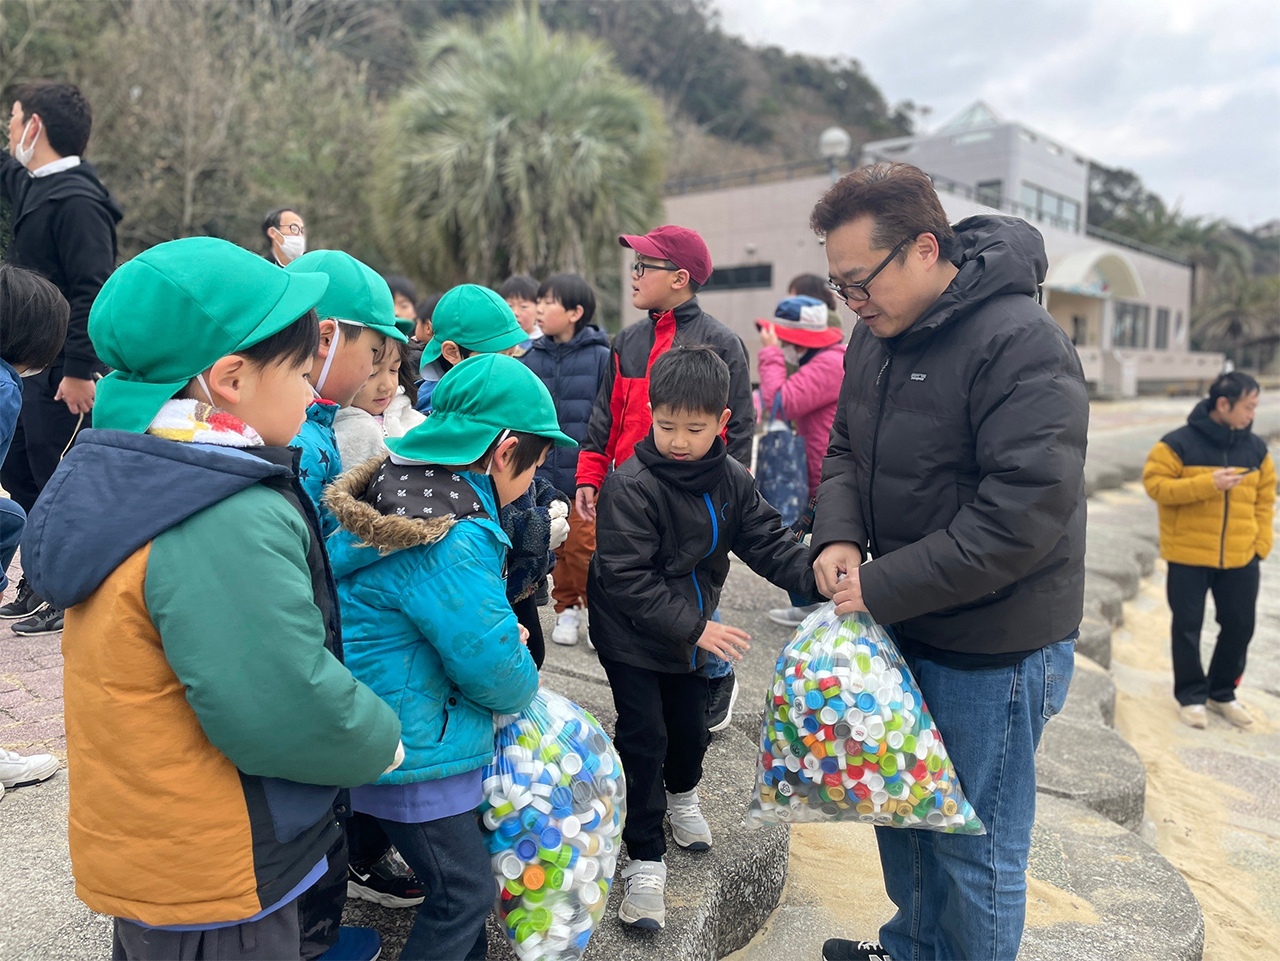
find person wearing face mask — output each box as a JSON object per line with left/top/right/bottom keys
{"left": 756, "top": 296, "right": 846, "bottom": 628}
{"left": 0, "top": 80, "right": 122, "bottom": 637}
{"left": 262, "top": 206, "right": 307, "bottom": 266}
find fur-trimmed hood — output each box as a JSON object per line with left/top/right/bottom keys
{"left": 324, "top": 455, "right": 456, "bottom": 555}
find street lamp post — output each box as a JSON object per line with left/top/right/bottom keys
{"left": 819, "top": 126, "right": 853, "bottom": 183}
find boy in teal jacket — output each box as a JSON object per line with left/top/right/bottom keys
{"left": 326, "top": 354, "right": 576, "bottom": 961}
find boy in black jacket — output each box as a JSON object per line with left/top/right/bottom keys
{"left": 588, "top": 346, "right": 817, "bottom": 931}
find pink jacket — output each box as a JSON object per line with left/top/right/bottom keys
{"left": 758, "top": 343, "right": 845, "bottom": 496}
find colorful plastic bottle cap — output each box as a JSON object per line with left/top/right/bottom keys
{"left": 560, "top": 815, "right": 581, "bottom": 839}
{"left": 879, "top": 755, "right": 898, "bottom": 776}
{"left": 856, "top": 800, "right": 875, "bottom": 815}
{"left": 522, "top": 865, "right": 546, "bottom": 890}
{"left": 515, "top": 836, "right": 538, "bottom": 861}
{"left": 943, "top": 798, "right": 958, "bottom": 817}
{"left": 580, "top": 881, "right": 602, "bottom": 905}
{"left": 540, "top": 828, "right": 562, "bottom": 850}
{"left": 871, "top": 789, "right": 889, "bottom": 805}
{"left": 886, "top": 731, "right": 905, "bottom": 750}
{"left": 856, "top": 693, "right": 877, "bottom": 713}
{"left": 819, "top": 707, "right": 839, "bottom": 725}
{"left": 805, "top": 690, "right": 825, "bottom": 710}
{"left": 496, "top": 853, "right": 524, "bottom": 880}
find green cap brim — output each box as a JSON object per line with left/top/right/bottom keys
{"left": 94, "top": 269, "right": 330, "bottom": 433}
{"left": 394, "top": 317, "right": 416, "bottom": 336}
{"left": 419, "top": 323, "right": 528, "bottom": 365}
{"left": 385, "top": 413, "right": 576, "bottom": 467}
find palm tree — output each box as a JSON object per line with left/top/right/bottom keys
{"left": 371, "top": 7, "right": 667, "bottom": 306}
{"left": 1192, "top": 274, "right": 1280, "bottom": 372}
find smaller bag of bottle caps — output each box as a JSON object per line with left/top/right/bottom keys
{"left": 746, "top": 602, "right": 984, "bottom": 835}
{"left": 480, "top": 689, "right": 627, "bottom": 960}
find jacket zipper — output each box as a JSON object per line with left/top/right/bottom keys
{"left": 867, "top": 352, "right": 893, "bottom": 557}
{"left": 1219, "top": 446, "right": 1230, "bottom": 568}
{"left": 690, "top": 492, "right": 720, "bottom": 667}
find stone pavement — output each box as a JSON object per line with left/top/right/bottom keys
{"left": 0, "top": 556, "right": 64, "bottom": 760}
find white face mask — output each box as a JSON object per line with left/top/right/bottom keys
{"left": 313, "top": 318, "right": 365, "bottom": 397}
{"left": 18, "top": 365, "right": 45, "bottom": 379}
{"left": 782, "top": 344, "right": 801, "bottom": 366}
{"left": 275, "top": 233, "right": 306, "bottom": 264}
{"left": 14, "top": 118, "right": 39, "bottom": 168}
{"left": 485, "top": 430, "right": 513, "bottom": 477}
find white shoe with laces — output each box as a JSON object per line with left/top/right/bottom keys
{"left": 0, "top": 748, "right": 59, "bottom": 788}
{"left": 551, "top": 606, "right": 580, "bottom": 646}
{"left": 666, "top": 787, "right": 713, "bottom": 850}
{"left": 618, "top": 859, "right": 666, "bottom": 929}
{"left": 1208, "top": 698, "right": 1253, "bottom": 727}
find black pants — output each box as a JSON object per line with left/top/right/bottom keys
{"left": 599, "top": 657, "right": 709, "bottom": 862}
{"left": 0, "top": 365, "right": 89, "bottom": 513}
{"left": 513, "top": 593, "right": 545, "bottom": 670}
{"left": 1168, "top": 559, "right": 1260, "bottom": 705}
{"left": 379, "top": 812, "right": 490, "bottom": 961}
{"left": 113, "top": 899, "right": 300, "bottom": 960}
{"left": 298, "top": 824, "right": 347, "bottom": 960}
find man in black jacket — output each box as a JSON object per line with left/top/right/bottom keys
{"left": 812, "top": 164, "right": 1087, "bottom": 961}
{"left": 588, "top": 346, "right": 816, "bottom": 931}
{"left": 0, "top": 81, "right": 121, "bottom": 633}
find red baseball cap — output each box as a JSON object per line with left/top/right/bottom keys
{"left": 619, "top": 225, "right": 713, "bottom": 285}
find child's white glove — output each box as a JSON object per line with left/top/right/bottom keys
{"left": 548, "top": 499, "right": 570, "bottom": 550}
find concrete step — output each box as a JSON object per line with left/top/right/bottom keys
{"left": 1061, "top": 654, "right": 1116, "bottom": 727}
{"left": 1084, "top": 572, "right": 1126, "bottom": 626}
{"left": 1077, "top": 616, "right": 1113, "bottom": 668}
{"left": 1036, "top": 715, "right": 1147, "bottom": 831}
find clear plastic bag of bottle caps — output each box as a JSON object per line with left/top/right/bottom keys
{"left": 746, "top": 602, "right": 984, "bottom": 835}
{"left": 481, "top": 689, "right": 626, "bottom": 960}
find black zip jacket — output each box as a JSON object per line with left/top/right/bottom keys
{"left": 588, "top": 434, "right": 817, "bottom": 673}
{"left": 1, "top": 152, "right": 122, "bottom": 379}
{"left": 811, "top": 215, "right": 1089, "bottom": 660}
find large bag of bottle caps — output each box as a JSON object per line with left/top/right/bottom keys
{"left": 746, "top": 602, "right": 984, "bottom": 835}
{"left": 480, "top": 689, "right": 626, "bottom": 960}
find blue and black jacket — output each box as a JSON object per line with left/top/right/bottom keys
{"left": 587, "top": 432, "right": 817, "bottom": 673}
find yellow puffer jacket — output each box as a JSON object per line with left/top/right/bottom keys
{"left": 1143, "top": 400, "right": 1275, "bottom": 569}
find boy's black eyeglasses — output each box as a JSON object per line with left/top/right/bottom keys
{"left": 827, "top": 238, "right": 911, "bottom": 304}
{"left": 631, "top": 260, "right": 681, "bottom": 278}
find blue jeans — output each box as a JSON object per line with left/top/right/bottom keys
{"left": 378, "top": 811, "right": 490, "bottom": 961}
{"left": 877, "top": 634, "right": 1077, "bottom": 961}
{"left": 0, "top": 498, "right": 26, "bottom": 595}
{"left": 700, "top": 609, "right": 734, "bottom": 679}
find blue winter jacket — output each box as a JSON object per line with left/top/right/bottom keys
{"left": 0, "top": 358, "right": 24, "bottom": 466}
{"left": 293, "top": 399, "right": 342, "bottom": 535}
{"left": 521, "top": 326, "right": 610, "bottom": 497}
{"left": 324, "top": 457, "right": 540, "bottom": 784}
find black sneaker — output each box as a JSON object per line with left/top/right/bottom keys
{"left": 706, "top": 673, "right": 739, "bottom": 734}
{"left": 0, "top": 578, "right": 45, "bottom": 620}
{"left": 12, "top": 606, "right": 63, "bottom": 636}
{"left": 822, "top": 939, "right": 893, "bottom": 961}
{"left": 347, "top": 847, "right": 425, "bottom": 908}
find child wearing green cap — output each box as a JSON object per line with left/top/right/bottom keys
{"left": 413, "top": 283, "right": 527, "bottom": 414}
{"left": 325, "top": 353, "right": 575, "bottom": 961}
{"left": 18, "top": 237, "right": 403, "bottom": 961}
{"left": 284, "top": 249, "right": 408, "bottom": 536}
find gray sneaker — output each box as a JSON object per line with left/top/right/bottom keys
{"left": 767, "top": 603, "right": 821, "bottom": 628}
{"left": 666, "top": 788, "right": 713, "bottom": 850}
{"left": 618, "top": 859, "right": 666, "bottom": 929}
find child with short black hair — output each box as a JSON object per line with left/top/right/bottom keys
{"left": 497, "top": 274, "right": 541, "bottom": 350}
{"left": 588, "top": 345, "right": 817, "bottom": 930}
{"left": 523, "top": 273, "right": 610, "bottom": 646}
{"left": 414, "top": 285, "right": 527, "bottom": 414}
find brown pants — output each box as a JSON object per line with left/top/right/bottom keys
{"left": 552, "top": 510, "right": 596, "bottom": 612}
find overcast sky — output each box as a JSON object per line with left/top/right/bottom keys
{"left": 716, "top": 0, "right": 1280, "bottom": 228}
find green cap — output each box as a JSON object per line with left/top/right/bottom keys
{"left": 286, "top": 250, "right": 408, "bottom": 343}
{"left": 394, "top": 316, "right": 417, "bottom": 337}
{"left": 420, "top": 283, "right": 526, "bottom": 365}
{"left": 90, "top": 237, "right": 329, "bottom": 434}
{"left": 386, "top": 354, "right": 575, "bottom": 465}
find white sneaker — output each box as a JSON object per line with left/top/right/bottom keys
{"left": 767, "top": 603, "right": 821, "bottom": 628}
{"left": 666, "top": 787, "right": 713, "bottom": 850}
{"left": 0, "top": 748, "right": 59, "bottom": 788}
{"left": 618, "top": 860, "right": 666, "bottom": 929}
{"left": 1208, "top": 698, "right": 1253, "bottom": 728}
{"left": 551, "top": 606, "right": 580, "bottom": 646}
{"left": 1179, "top": 704, "right": 1208, "bottom": 729}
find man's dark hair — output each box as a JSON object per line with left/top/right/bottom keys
{"left": 536, "top": 273, "right": 596, "bottom": 333}
{"left": 11, "top": 81, "right": 92, "bottom": 157}
{"left": 476, "top": 430, "right": 553, "bottom": 475}
{"left": 0, "top": 263, "right": 69, "bottom": 371}
{"left": 498, "top": 274, "right": 539, "bottom": 301}
{"left": 239, "top": 309, "right": 320, "bottom": 369}
{"left": 788, "top": 273, "right": 837, "bottom": 311}
{"left": 1209, "top": 371, "right": 1260, "bottom": 409}
{"left": 384, "top": 274, "right": 418, "bottom": 304}
{"left": 649, "top": 345, "right": 729, "bottom": 416}
{"left": 261, "top": 207, "right": 299, "bottom": 253}
{"left": 810, "top": 162, "right": 955, "bottom": 262}
{"left": 417, "top": 293, "right": 442, "bottom": 321}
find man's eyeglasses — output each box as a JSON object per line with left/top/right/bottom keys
{"left": 631, "top": 260, "right": 681, "bottom": 278}
{"left": 827, "top": 238, "right": 911, "bottom": 304}
{"left": 274, "top": 222, "right": 305, "bottom": 236}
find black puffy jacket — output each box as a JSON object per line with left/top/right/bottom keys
{"left": 588, "top": 434, "right": 817, "bottom": 673}
{"left": 812, "top": 215, "right": 1088, "bottom": 659}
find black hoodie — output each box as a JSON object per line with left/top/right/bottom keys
{"left": 1, "top": 152, "right": 123, "bottom": 379}
{"left": 811, "top": 215, "right": 1089, "bottom": 663}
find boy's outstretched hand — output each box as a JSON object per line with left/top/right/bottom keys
{"left": 697, "top": 621, "right": 752, "bottom": 661}
{"left": 575, "top": 485, "right": 597, "bottom": 522}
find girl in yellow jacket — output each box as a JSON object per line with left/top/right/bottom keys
{"left": 1143, "top": 372, "right": 1275, "bottom": 729}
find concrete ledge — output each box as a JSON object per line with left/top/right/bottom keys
{"left": 1060, "top": 655, "right": 1116, "bottom": 727}
{"left": 1084, "top": 549, "right": 1143, "bottom": 599}
{"left": 1036, "top": 715, "right": 1147, "bottom": 831}
{"left": 1022, "top": 795, "right": 1204, "bottom": 961}
{"left": 1084, "top": 573, "right": 1126, "bottom": 626}
{"left": 1076, "top": 616, "right": 1113, "bottom": 669}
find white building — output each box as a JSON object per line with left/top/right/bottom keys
{"left": 647, "top": 103, "right": 1222, "bottom": 396}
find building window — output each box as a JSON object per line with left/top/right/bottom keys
{"left": 1072, "top": 315, "right": 1088, "bottom": 346}
{"left": 976, "top": 180, "right": 1003, "bottom": 208}
{"left": 1155, "top": 308, "right": 1170, "bottom": 349}
{"left": 702, "top": 264, "right": 773, "bottom": 292}
{"left": 1019, "top": 182, "right": 1082, "bottom": 232}
{"left": 1113, "top": 302, "right": 1151, "bottom": 348}
{"left": 1175, "top": 311, "right": 1184, "bottom": 343}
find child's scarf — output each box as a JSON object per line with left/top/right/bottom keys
{"left": 146, "top": 398, "right": 264, "bottom": 447}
